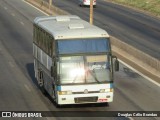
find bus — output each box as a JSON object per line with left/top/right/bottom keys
{"left": 33, "top": 15, "right": 119, "bottom": 106}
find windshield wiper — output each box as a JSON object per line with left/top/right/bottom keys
{"left": 87, "top": 69, "right": 101, "bottom": 83}
{"left": 72, "top": 75, "right": 78, "bottom": 83}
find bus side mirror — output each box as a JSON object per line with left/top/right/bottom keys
{"left": 51, "top": 66, "right": 54, "bottom": 77}
{"left": 112, "top": 55, "right": 119, "bottom": 71}
{"left": 114, "top": 59, "right": 119, "bottom": 71}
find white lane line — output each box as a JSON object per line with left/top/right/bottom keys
{"left": 20, "top": 21, "right": 24, "bottom": 25}
{"left": 11, "top": 13, "right": 15, "bottom": 17}
{"left": 128, "top": 117, "right": 134, "bottom": 120}
{"left": 4, "top": 7, "right": 8, "bottom": 10}
{"left": 8, "top": 61, "right": 15, "bottom": 68}
{"left": 22, "top": 0, "right": 49, "bottom": 16}
{"left": 46, "top": 117, "right": 53, "bottom": 120}
{"left": 119, "top": 59, "right": 160, "bottom": 87}
{"left": 24, "top": 84, "right": 31, "bottom": 92}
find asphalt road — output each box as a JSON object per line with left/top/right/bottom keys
{"left": 51, "top": 0, "right": 160, "bottom": 59}
{"left": 0, "top": 0, "right": 159, "bottom": 120}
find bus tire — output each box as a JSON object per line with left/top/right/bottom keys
{"left": 55, "top": 104, "right": 62, "bottom": 108}
{"left": 38, "top": 70, "right": 47, "bottom": 95}
{"left": 101, "top": 102, "right": 109, "bottom": 107}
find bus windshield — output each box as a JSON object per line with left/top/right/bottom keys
{"left": 57, "top": 38, "right": 110, "bottom": 54}
{"left": 57, "top": 55, "right": 111, "bottom": 85}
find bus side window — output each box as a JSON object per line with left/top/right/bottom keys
{"left": 51, "top": 60, "right": 56, "bottom": 77}
{"left": 49, "top": 36, "right": 53, "bottom": 56}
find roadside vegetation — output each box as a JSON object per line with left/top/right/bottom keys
{"left": 108, "top": 0, "right": 160, "bottom": 16}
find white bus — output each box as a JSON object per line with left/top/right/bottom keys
{"left": 79, "top": 0, "right": 96, "bottom": 7}
{"left": 33, "top": 15, "right": 119, "bottom": 106}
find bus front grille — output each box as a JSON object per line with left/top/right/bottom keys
{"left": 74, "top": 96, "right": 98, "bottom": 103}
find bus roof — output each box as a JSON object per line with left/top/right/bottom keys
{"left": 34, "top": 15, "right": 109, "bottom": 40}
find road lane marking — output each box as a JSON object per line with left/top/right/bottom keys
{"left": 46, "top": 118, "right": 53, "bottom": 120}
{"left": 4, "top": 7, "right": 8, "bottom": 10}
{"left": 119, "top": 59, "right": 160, "bottom": 87}
{"left": 24, "top": 84, "right": 31, "bottom": 92}
{"left": 128, "top": 117, "right": 134, "bottom": 120}
{"left": 20, "top": 21, "right": 24, "bottom": 25}
{"left": 8, "top": 61, "right": 15, "bottom": 68}
{"left": 11, "top": 13, "right": 15, "bottom": 17}
{"left": 22, "top": 0, "right": 49, "bottom": 16}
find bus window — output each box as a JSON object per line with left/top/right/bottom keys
{"left": 58, "top": 55, "right": 111, "bottom": 85}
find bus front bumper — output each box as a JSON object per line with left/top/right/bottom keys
{"left": 57, "top": 92, "right": 113, "bottom": 105}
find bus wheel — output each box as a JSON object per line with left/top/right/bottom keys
{"left": 55, "top": 104, "right": 62, "bottom": 108}
{"left": 38, "top": 70, "right": 46, "bottom": 95}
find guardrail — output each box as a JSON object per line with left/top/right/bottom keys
{"left": 25, "top": 0, "right": 160, "bottom": 81}
{"left": 111, "top": 36, "right": 160, "bottom": 78}
{"left": 111, "top": 36, "right": 160, "bottom": 71}
{"left": 25, "top": 0, "right": 69, "bottom": 15}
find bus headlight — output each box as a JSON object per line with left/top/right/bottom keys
{"left": 58, "top": 90, "right": 72, "bottom": 95}
{"left": 110, "top": 88, "right": 113, "bottom": 92}
{"left": 100, "top": 89, "right": 105, "bottom": 93}
{"left": 100, "top": 89, "right": 113, "bottom": 93}
{"left": 69, "top": 68, "right": 85, "bottom": 77}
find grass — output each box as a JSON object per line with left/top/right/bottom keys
{"left": 107, "top": 0, "right": 160, "bottom": 16}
